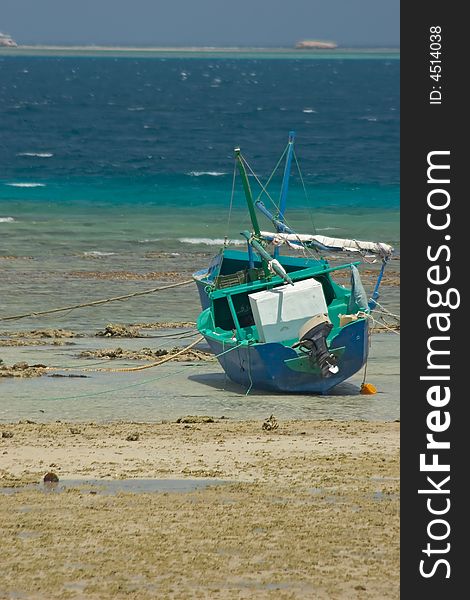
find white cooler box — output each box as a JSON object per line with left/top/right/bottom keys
{"left": 248, "top": 278, "right": 328, "bottom": 343}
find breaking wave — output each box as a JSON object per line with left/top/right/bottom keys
{"left": 187, "top": 171, "right": 227, "bottom": 177}
{"left": 179, "top": 237, "right": 245, "bottom": 246}
{"left": 5, "top": 182, "right": 46, "bottom": 188}
{"left": 83, "top": 251, "right": 116, "bottom": 257}
{"left": 17, "top": 152, "right": 54, "bottom": 158}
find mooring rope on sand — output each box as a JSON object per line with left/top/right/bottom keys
{"left": 0, "top": 279, "right": 193, "bottom": 322}
{"left": 26, "top": 364, "right": 200, "bottom": 403}
{"left": 367, "top": 313, "right": 400, "bottom": 335}
{"left": 17, "top": 339, "right": 246, "bottom": 402}
{"left": 44, "top": 336, "right": 246, "bottom": 375}
{"left": 45, "top": 336, "right": 206, "bottom": 373}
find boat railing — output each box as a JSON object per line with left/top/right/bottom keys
{"left": 208, "top": 261, "right": 361, "bottom": 300}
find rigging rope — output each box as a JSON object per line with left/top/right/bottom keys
{"left": 239, "top": 153, "right": 319, "bottom": 261}
{"left": 254, "top": 145, "right": 288, "bottom": 205}
{"left": 240, "top": 154, "right": 280, "bottom": 215}
{"left": 293, "top": 149, "right": 317, "bottom": 236}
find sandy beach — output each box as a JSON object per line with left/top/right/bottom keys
{"left": 1, "top": 419, "right": 399, "bottom": 599}
{"left": 0, "top": 270, "right": 400, "bottom": 598}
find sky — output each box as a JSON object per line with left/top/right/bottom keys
{"left": 2, "top": 0, "right": 399, "bottom": 47}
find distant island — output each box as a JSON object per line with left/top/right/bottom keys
{"left": 0, "top": 32, "right": 17, "bottom": 47}
{"left": 295, "top": 40, "right": 338, "bottom": 49}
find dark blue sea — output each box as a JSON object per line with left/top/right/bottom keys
{"left": 1, "top": 55, "right": 400, "bottom": 176}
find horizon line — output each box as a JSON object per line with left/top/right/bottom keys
{"left": 2, "top": 43, "right": 400, "bottom": 51}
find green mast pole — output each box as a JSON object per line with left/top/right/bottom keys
{"left": 235, "top": 148, "right": 262, "bottom": 238}
{"left": 235, "top": 148, "right": 270, "bottom": 278}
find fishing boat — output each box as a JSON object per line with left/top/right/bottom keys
{"left": 195, "top": 134, "right": 393, "bottom": 394}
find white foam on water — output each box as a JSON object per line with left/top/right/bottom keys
{"left": 302, "top": 108, "right": 317, "bottom": 113}
{"left": 5, "top": 182, "right": 46, "bottom": 188}
{"left": 0, "top": 217, "right": 15, "bottom": 223}
{"left": 187, "top": 171, "right": 227, "bottom": 177}
{"left": 179, "top": 237, "right": 245, "bottom": 246}
{"left": 17, "top": 152, "right": 53, "bottom": 158}
{"left": 83, "top": 251, "right": 116, "bottom": 257}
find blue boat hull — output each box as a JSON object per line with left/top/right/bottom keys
{"left": 203, "top": 319, "right": 369, "bottom": 394}
{"left": 195, "top": 276, "right": 212, "bottom": 310}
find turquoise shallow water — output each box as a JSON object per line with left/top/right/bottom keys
{"left": 0, "top": 177, "right": 399, "bottom": 332}
{"left": 1, "top": 178, "right": 399, "bottom": 253}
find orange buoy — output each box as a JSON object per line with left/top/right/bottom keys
{"left": 360, "top": 383, "right": 377, "bottom": 395}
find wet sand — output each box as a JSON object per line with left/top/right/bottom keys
{"left": 0, "top": 419, "right": 399, "bottom": 599}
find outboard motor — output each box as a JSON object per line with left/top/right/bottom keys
{"left": 293, "top": 314, "right": 339, "bottom": 378}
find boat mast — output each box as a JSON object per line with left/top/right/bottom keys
{"left": 234, "top": 148, "right": 262, "bottom": 238}
{"left": 235, "top": 148, "right": 269, "bottom": 277}
{"left": 235, "top": 147, "right": 293, "bottom": 284}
